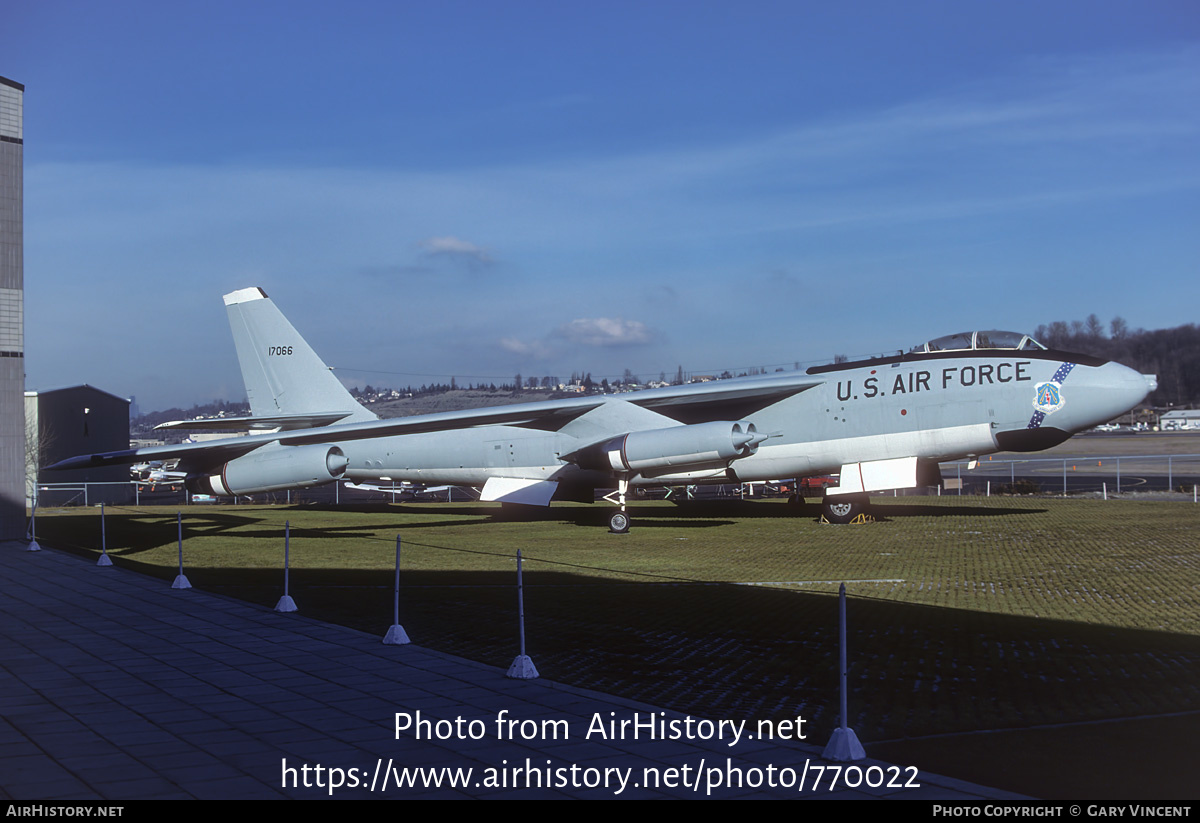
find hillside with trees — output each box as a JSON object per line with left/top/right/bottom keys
{"left": 1034, "top": 316, "right": 1199, "bottom": 408}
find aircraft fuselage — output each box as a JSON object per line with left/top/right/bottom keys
{"left": 339, "top": 349, "right": 1150, "bottom": 493}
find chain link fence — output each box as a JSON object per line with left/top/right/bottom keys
{"left": 30, "top": 451, "right": 1200, "bottom": 509}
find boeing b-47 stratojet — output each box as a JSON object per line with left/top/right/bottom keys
{"left": 52, "top": 288, "right": 1156, "bottom": 530}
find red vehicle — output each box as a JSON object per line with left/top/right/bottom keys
{"left": 797, "top": 475, "right": 838, "bottom": 493}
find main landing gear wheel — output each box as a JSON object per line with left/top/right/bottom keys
{"left": 609, "top": 511, "right": 631, "bottom": 534}
{"left": 822, "top": 493, "right": 871, "bottom": 525}
{"left": 604, "top": 474, "right": 632, "bottom": 533}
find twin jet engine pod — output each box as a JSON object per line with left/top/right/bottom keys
{"left": 600, "top": 421, "right": 765, "bottom": 473}
{"left": 186, "top": 444, "right": 349, "bottom": 496}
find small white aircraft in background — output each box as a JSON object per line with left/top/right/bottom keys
{"left": 130, "top": 460, "right": 187, "bottom": 488}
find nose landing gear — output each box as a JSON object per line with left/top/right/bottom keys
{"left": 821, "top": 493, "right": 873, "bottom": 525}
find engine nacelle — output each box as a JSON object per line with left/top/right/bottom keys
{"left": 186, "top": 444, "right": 349, "bottom": 496}
{"left": 596, "top": 421, "right": 765, "bottom": 474}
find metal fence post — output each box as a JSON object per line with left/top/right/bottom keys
{"left": 172, "top": 512, "right": 192, "bottom": 589}
{"left": 97, "top": 502, "right": 113, "bottom": 566}
{"left": 275, "top": 521, "right": 298, "bottom": 612}
{"left": 822, "top": 583, "right": 865, "bottom": 761}
{"left": 27, "top": 501, "right": 40, "bottom": 551}
{"left": 507, "top": 549, "right": 539, "bottom": 679}
{"left": 383, "top": 536, "right": 410, "bottom": 644}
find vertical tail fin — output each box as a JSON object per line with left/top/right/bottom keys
{"left": 224, "top": 288, "right": 376, "bottom": 425}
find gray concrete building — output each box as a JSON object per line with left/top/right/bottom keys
{"left": 0, "top": 76, "right": 24, "bottom": 539}
{"left": 26, "top": 386, "right": 133, "bottom": 506}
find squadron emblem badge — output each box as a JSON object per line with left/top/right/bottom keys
{"left": 1033, "top": 381, "right": 1065, "bottom": 414}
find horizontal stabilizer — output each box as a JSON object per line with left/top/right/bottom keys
{"left": 156, "top": 412, "right": 356, "bottom": 432}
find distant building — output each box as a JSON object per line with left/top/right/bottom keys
{"left": 1160, "top": 410, "right": 1200, "bottom": 431}
{"left": 26, "top": 386, "right": 131, "bottom": 505}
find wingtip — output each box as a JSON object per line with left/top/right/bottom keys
{"left": 223, "top": 287, "right": 269, "bottom": 306}
{"left": 44, "top": 455, "right": 90, "bottom": 471}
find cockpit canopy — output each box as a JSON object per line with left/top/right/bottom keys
{"left": 910, "top": 330, "right": 1048, "bottom": 354}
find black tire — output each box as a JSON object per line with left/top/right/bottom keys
{"left": 609, "top": 511, "right": 631, "bottom": 534}
{"left": 822, "top": 494, "right": 869, "bottom": 524}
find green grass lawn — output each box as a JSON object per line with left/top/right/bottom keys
{"left": 32, "top": 496, "right": 1200, "bottom": 798}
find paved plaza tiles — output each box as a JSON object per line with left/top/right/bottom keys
{"left": 0, "top": 541, "right": 1020, "bottom": 800}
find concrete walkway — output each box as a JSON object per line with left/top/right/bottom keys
{"left": 0, "top": 541, "right": 1021, "bottom": 799}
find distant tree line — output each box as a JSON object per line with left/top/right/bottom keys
{"left": 131, "top": 321, "right": 1197, "bottom": 421}
{"left": 1035, "top": 316, "right": 1200, "bottom": 407}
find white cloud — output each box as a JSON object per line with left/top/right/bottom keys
{"left": 499, "top": 337, "right": 553, "bottom": 358}
{"left": 499, "top": 317, "right": 656, "bottom": 361}
{"left": 420, "top": 235, "right": 494, "bottom": 267}
{"left": 552, "top": 318, "right": 653, "bottom": 347}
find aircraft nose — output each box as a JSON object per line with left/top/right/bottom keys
{"left": 1075, "top": 360, "right": 1154, "bottom": 426}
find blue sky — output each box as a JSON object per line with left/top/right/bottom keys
{"left": 5, "top": 1, "right": 1199, "bottom": 410}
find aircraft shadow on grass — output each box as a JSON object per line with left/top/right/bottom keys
{"left": 34, "top": 495, "right": 1049, "bottom": 564}
{"left": 309, "top": 498, "right": 1047, "bottom": 525}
